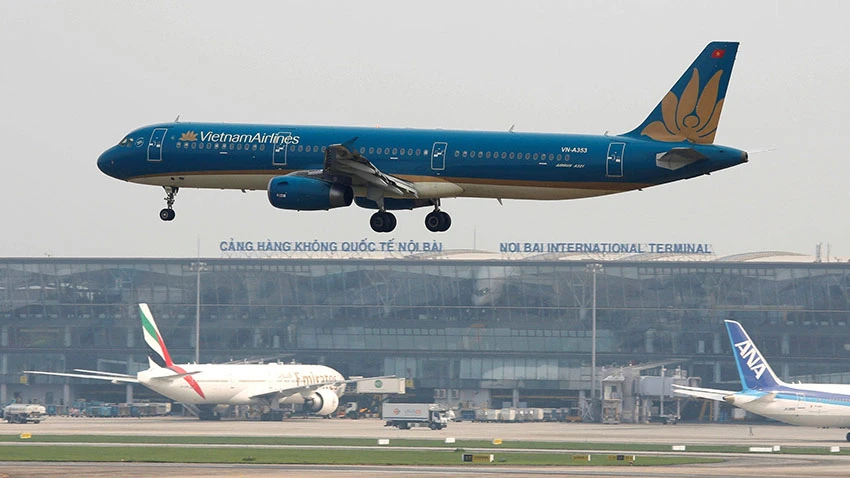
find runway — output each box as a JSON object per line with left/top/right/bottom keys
{"left": 2, "top": 418, "right": 850, "bottom": 477}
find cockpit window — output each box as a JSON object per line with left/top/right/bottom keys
{"left": 118, "top": 137, "right": 134, "bottom": 147}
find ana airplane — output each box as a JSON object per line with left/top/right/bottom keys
{"left": 27, "top": 304, "right": 384, "bottom": 420}
{"left": 97, "top": 41, "right": 747, "bottom": 233}
{"left": 674, "top": 320, "right": 850, "bottom": 441}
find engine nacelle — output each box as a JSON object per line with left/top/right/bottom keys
{"left": 268, "top": 175, "right": 353, "bottom": 211}
{"left": 304, "top": 388, "right": 339, "bottom": 416}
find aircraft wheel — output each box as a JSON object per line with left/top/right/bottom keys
{"left": 425, "top": 211, "right": 442, "bottom": 232}
{"left": 159, "top": 208, "right": 175, "bottom": 221}
{"left": 370, "top": 211, "right": 395, "bottom": 233}
{"left": 438, "top": 211, "right": 451, "bottom": 232}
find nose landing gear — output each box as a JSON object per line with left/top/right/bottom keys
{"left": 159, "top": 186, "right": 178, "bottom": 221}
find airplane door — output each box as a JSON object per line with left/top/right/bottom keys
{"left": 606, "top": 142, "right": 625, "bottom": 177}
{"left": 431, "top": 142, "right": 448, "bottom": 171}
{"left": 795, "top": 393, "right": 805, "bottom": 412}
{"left": 147, "top": 128, "right": 168, "bottom": 162}
{"left": 272, "top": 131, "right": 292, "bottom": 166}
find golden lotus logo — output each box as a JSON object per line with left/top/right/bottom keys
{"left": 179, "top": 131, "right": 198, "bottom": 141}
{"left": 641, "top": 68, "right": 725, "bottom": 144}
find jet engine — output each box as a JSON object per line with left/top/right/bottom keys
{"left": 304, "top": 388, "right": 339, "bottom": 416}
{"left": 268, "top": 175, "right": 353, "bottom": 211}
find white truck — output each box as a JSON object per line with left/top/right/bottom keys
{"left": 3, "top": 404, "right": 47, "bottom": 424}
{"left": 382, "top": 403, "right": 448, "bottom": 430}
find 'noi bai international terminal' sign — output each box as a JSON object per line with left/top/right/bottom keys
{"left": 218, "top": 239, "right": 713, "bottom": 256}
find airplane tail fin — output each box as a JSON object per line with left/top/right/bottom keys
{"left": 623, "top": 41, "right": 739, "bottom": 144}
{"left": 725, "top": 320, "right": 783, "bottom": 390}
{"left": 140, "top": 303, "right": 174, "bottom": 368}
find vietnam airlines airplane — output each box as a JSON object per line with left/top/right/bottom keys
{"left": 674, "top": 320, "right": 850, "bottom": 441}
{"left": 97, "top": 41, "right": 747, "bottom": 233}
{"left": 27, "top": 304, "right": 386, "bottom": 420}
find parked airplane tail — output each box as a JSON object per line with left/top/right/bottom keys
{"left": 140, "top": 303, "right": 174, "bottom": 368}
{"left": 725, "top": 320, "right": 782, "bottom": 390}
{"left": 623, "top": 41, "right": 739, "bottom": 145}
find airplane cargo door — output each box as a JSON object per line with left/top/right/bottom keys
{"left": 606, "top": 142, "right": 625, "bottom": 177}
{"left": 272, "top": 131, "right": 292, "bottom": 166}
{"left": 147, "top": 128, "right": 168, "bottom": 162}
{"left": 431, "top": 142, "right": 448, "bottom": 171}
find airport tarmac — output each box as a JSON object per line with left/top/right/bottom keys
{"left": 2, "top": 417, "right": 850, "bottom": 477}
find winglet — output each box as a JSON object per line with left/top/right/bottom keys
{"left": 725, "top": 320, "right": 782, "bottom": 391}
{"left": 623, "top": 41, "right": 739, "bottom": 144}
{"left": 140, "top": 303, "right": 173, "bottom": 368}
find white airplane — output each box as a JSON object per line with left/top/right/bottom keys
{"left": 27, "top": 304, "right": 389, "bottom": 420}
{"left": 674, "top": 320, "right": 850, "bottom": 440}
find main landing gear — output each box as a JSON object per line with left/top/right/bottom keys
{"left": 370, "top": 211, "right": 397, "bottom": 233}
{"left": 425, "top": 209, "right": 451, "bottom": 232}
{"left": 159, "top": 186, "right": 178, "bottom": 221}
{"left": 369, "top": 207, "right": 452, "bottom": 233}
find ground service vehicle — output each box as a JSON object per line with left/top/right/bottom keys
{"left": 4, "top": 404, "right": 47, "bottom": 424}
{"left": 382, "top": 403, "right": 448, "bottom": 430}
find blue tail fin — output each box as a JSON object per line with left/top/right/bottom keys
{"left": 724, "top": 320, "right": 782, "bottom": 390}
{"left": 623, "top": 41, "right": 739, "bottom": 144}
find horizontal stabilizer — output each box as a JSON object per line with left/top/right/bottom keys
{"left": 655, "top": 148, "right": 707, "bottom": 170}
{"left": 672, "top": 383, "right": 735, "bottom": 402}
{"left": 149, "top": 370, "right": 201, "bottom": 381}
{"left": 24, "top": 370, "right": 139, "bottom": 384}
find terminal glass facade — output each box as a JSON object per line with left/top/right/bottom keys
{"left": 2, "top": 258, "right": 850, "bottom": 408}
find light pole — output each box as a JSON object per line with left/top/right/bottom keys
{"left": 191, "top": 249, "right": 207, "bottom": 364}
{"left": 586, "top": 263, "right": 603, "bottom": 401}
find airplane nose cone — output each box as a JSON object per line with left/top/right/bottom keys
{"left": 741, "top": 151, "right": 749, "bottom": 163}
{"left": 97, "top": 149, "right": 118, "bottom": 178}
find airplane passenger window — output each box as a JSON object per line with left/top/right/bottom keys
{"left": 252, "top": 144, "right": 257, "bottom": 151}
{"left": 369, "top": 147, "right": 375, "bottom": 154}
{"left": 407, "top": 148, "right": 413, "bottom": 156}
{"left": 289, "top": 144, "right": 296, "bottom": 151}
{"left": 477, "top": 152, "right": 483, "bottom": 159}
{"left": 229, "top": 143, "right": 235, "bottom": 150}
{"left": 462, "top": 151, "right": 468, "bottom": 158}
{"left": 470, "top": 151, "right": 476, "bottom": 158}
{"left": 360, "top": 147, "right": 366, "bottom": 154}
{"left": 207, "top": 143, "right": 213, "bottom": 149}
{"left": 313, "top": 146, "right": 319, "bottom": 153}
{"left": 321, "top": 146, "right": 326, "bottom": 152}
{"left": 533, "top": 153, "right": 539, "bottom": 160}
{"left": 392, "top": 148, "right": 398, "bottom": 155}
{"left": 191, "top": 142, "right": 196, "bottom": 149}
{"left": 454, "top": 150, "right": 460, "bottom": 157}
{"left": 509, "top": 152, "right": 515, "bottom": 159}
{"left": 556, "top": 154, "right": 562, "bottom": 161}
{"left": 525, "top": 153, "right": 530, "bottom": 160}
{"left": 400, "top": 148, "right": 406, "bottom": 156}
{"left": 377, "top": 147, "right": 383, "bottom": 154}
{"left": 548, "top": 153, "right": 554, "bottom": 160}
{"left": 214, "top": 143, "right": 220, "bottom": 150}
{"left": 501, "top": 152, "right": 507, "bottom": 159}
{"left": 423, "top": 149, "right": 429, "bottom": 155}
{"left": 485, "top": 151, "right": 491, "bottom": 159}
{"left": 176, "top": 142, "right": 182, "bottom": 149}
{"left": 416, "top": 149, "right": 422, "bottom": 156}
{"left": 259, "top": 144, "right": 265, "bottom": 151}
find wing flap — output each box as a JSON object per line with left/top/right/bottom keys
{"left": 672, "top": 383, "right": 735, "bottom": 402}
{"left": 324, "top": 143, "right": 417, "bottom": 197}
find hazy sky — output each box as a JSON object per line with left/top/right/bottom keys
{"left": 2, "top": 1, "right": 848, "bottom": 258}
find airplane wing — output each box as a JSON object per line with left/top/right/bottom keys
{"left": 25, "top": 370, "right": 139, "bottom": 384}
{"left": 323, "top": 141, "right": 418, "bottom": 197}
{"left": 672, "top": 384, "right": 736, "bottom": 402}
{"left": 249, "top": 375, "right": 396, "bottom": 401}
{"left": 74, "top": 369, "right": 137, "bottom": 379}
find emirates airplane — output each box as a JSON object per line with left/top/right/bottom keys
{"left": 96, "top": 42, "right": 747, "bottom": 232}
{"left": 27, "top": 304, "right": 386, "bottom": 420}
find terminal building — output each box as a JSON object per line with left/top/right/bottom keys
{"left": 3, "top": 249, "right": 850, "bottom": 418}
